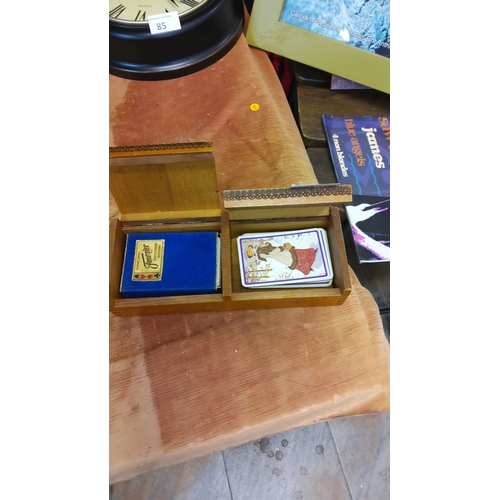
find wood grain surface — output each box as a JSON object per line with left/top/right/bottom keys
{"left": 109, "top": 33, "right": 389, "bottom": 484}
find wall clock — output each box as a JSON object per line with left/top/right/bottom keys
{"left": 109, "top": 0, "right": 244, "bottom": 80}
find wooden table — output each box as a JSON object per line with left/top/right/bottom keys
{"left": 109, "top": 34, "right": 390, "bottom": 485}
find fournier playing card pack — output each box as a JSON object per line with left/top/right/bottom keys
{"left": 120, "top": 231, "right": 221, "bottom": 298}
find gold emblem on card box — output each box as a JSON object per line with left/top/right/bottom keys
{"left": 132, "top": 239, "right": 164, "bottom": 281}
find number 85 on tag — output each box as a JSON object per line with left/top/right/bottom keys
{"left": 148, "top": 12, "right": 181, "bottom": 35}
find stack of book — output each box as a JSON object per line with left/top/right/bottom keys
{"left": 322, "top": 114, "right": 390, "bottom": 263}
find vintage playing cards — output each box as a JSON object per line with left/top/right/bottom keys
{"left": 236, "top": 228, "right": 333, "bottom": 288}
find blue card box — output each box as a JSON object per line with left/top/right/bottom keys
{"left": 120, "top": 232, "right": 220, "bottom": 298}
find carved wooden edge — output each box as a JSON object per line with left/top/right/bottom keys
{"left": 109, "top": 142, "right": 214, "bottom": 156}
{"left": 223, "top": 185, "right": 352, "bottom": 201}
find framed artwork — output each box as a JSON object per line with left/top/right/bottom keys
{"left": 246, "top": 0, "right": 390, "bottom": 93}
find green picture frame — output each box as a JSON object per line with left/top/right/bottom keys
{"left": 246, "top": 0, "right": 390, "bottom": 94}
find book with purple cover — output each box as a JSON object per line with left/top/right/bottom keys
{"left": 322, "top": 114, "right": 390, "bottom": 196}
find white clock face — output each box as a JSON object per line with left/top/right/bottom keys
{"left": 109, "top": 0, "right": 209, "bottom": 25}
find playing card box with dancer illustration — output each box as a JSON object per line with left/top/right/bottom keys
{"left": 237, "top": 228, "right": 334, "bottom": 288}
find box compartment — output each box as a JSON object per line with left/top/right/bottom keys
{"left": 223, "top": 186, "right": 352, "bottom": 310}
{"left": 110, "top": 218, "right": 227, "bottom": 316}
{"left": 109, "top": 142, "right": 227, "bottom": 315}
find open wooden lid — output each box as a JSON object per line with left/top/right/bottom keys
{"left": 109, "top": 142, "right": 221, "bottom": 222}
{"left": 223, "top": 184, "right": 352, "bottom": 220}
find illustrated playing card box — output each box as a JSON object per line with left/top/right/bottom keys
{"left": 237, "top": 228, "right": 333, "bottom": 288}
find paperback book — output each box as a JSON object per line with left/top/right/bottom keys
{"left": 322, "top": 114, "right": 390, "bottom": 263}
{"left": 236, "top": 228, "right": 333, "bottom": 288}
{"left": 120, "top": 231, "right": 221, "bottom": 298}
{"left": 322, "top": 114, "right": 390, "bottom": 196}
{"left": 345, "top": 194, "right": 390, "bottom": 263}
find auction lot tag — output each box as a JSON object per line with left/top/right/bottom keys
{"left": 148, "top": 12, "right": 181, "bottom": 34}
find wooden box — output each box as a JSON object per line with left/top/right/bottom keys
{"left": 109, "top": 143, "right": 353, "bottom": 316}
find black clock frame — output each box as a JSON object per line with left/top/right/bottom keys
{"left": 109, "top": 0, "right": 244, "bottom": 81}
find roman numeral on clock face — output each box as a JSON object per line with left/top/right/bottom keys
{"left": 135, "top": 10, "right": 146, "bottom": 21}
{"left": 180, "top": 0, "right": 200, "bottom": 7}
{"left": 109, "top": 3, "right": 127, "bottom": 18}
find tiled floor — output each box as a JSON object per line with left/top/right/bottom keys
{"left": 110, "top": 411, "right": 390, "bottom": 500}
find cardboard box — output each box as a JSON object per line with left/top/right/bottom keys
{"left": 109, "top": 143, "right": 352, "bottom": 316}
